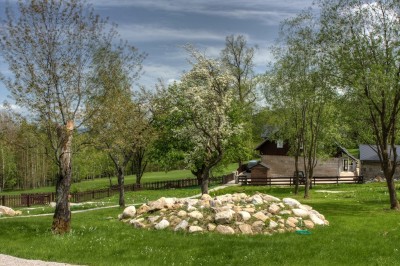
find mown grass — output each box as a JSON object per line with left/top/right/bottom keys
{"left": 1, "top": 182, "right": 400, "bottom": 265}
{"left": 0, "top": 163, "right": 238, "bottom": 195}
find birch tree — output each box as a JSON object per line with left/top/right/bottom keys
{"left": 0, "top": 0, "right": 113, "bottom": 233}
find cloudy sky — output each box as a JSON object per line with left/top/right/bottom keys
{"left": 0, "top": 0, "right": 313, "bottom": 105}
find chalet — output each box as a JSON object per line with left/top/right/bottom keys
{"left": 359, "top": 144, "right": 400, "bottom": 180}
{"left": 251, "top": 139, "right": 359, "bottom": 179}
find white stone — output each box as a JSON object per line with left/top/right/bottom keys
{"left": 121, "top": 206, "right": 136, "bottom": 219}
{"left": 0, "top": 206, "right": 16, "bottom": 216}
{"left": 188, "top": 226, "right": 203, "bottom": 233}
{"left": 251, "top": 194, "right": 264, "bottom": 205}
{"left": 177, "top": 210, "right": 187, "bottom": 217}
{"left": 279, "top": 210, "right": 292, "bottom": 215}
{"left": 251, "top": 221, "right": 265, "bottom": 233}
{"left": 287, "top": 217, "right": 298, "bottom": 224}
{"left": 239, "top": 224, "right": 253, "bottom": 235}
{"left": 299, "top": 204, "right": 313, "bottom": 211}
{"left": 215, "top": 210, "right": 233, "bottom": 224}
{"left": 216, "top": 225, "right": 235, "bottom": 234}
{"left": 304, "top": 220, "right": 315, "bottom": 229}
{"left": 148, "top": 198, "right": 166, "bottom": 211}
{"left": 201, "top": 194, "right": 213, "bottom": 201}
{"left": 238, "top": 211, "right": 251, "bottom": 221}
{"left": 268, "top": 204, "right": 281, "bottom": 214}
{"left": 49, "top": 202, "right": 56, "bottom": 208}
{"left": 283, "top": 198, "right": 301, "bottom": 208}
{"left": 147, "top": 215, "right": 160, "bottom": 223}
{"left": 262, "top": 195, "right": 281, "bottom": 202}
{"left": 174, "top": 220, "right": 189, "bottom": 231}
{"left": 309, "top": 213, "right": 325, "bottom": 225}
{"left": 155, "top": 219, "right": 170, "bottom": 230}
{"left": 188, "top": 211, "right": 204, "bottom": 220}
{"left": 137, "top": 204, "right": 150, "bottom": 214}
{"left": 253, "top": 211, "right": 268, "bottom": 222}
{"left": 164, "top": 197, "right": 176, "bottom": 208}
{"left": 292, "top": 208, "right": 309, "bottom": 218}
{"left": 207, "top": 223, "right": 217, "bottom": 231}
{"left": 187, "top": 205, "right": 197, "bottom": 212}
{"left": 269, "top": 220, "right": 279, "bottom": 229}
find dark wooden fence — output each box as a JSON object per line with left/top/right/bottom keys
{"left": 0, "top": 173, "right": 235, "bottom": 208}
{"left": 239, "top": 175, "right": 364, "bottom": 186}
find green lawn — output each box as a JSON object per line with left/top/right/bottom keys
{"left": 0, "top": 163, "right": 238, "bottom": 195}
{"left": 1, "top": 182, "right": 400, "bottom": 265}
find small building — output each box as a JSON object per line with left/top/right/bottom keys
{"left": 253, "top": 139, "right": 359, "bottom": 179}
{"left": 359, "top": 144, "right": 400, "bottom": 180}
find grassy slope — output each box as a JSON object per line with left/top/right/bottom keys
{"left": 1, "top": 182, "right": 400, "bottom": 265}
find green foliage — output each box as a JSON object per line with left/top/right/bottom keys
{"left": 1, "top": 183, "right": 400, "bottom": 265}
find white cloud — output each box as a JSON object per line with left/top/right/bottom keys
{"left": 118, "top": 24, "right": 223, "bottom": 43}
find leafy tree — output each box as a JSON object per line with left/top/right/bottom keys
{"left": 265, "top": 11, "right": 338, "bottom": 197}
{"left": 87, "top": 45, "right": 146, "bottom": 207}
{"left": 165, "top": 46, "right": 243, "bottom": 194}
{"left": 0, "top": 0, "right": 114, "bottom": 233}
{"left": 318, "top": 0, "right": 400, "bottom": 209}
{"left": 221, "top": 35, "right": 258, "bottom": 168}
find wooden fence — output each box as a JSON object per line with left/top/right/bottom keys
{"left": 0, "top": 174, "right": 235, "bottom": 208}
{"left": 238, "top": 175, "right": 364, "bottom": 186}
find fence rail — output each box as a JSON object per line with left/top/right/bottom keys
{"left": 0, "top": 174, "right": 235, "bottom": 208}
{"left": 238, "top": 175, "right": 364, "bottom": 186}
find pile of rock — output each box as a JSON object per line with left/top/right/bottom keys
{"left": 118, "top": 193, "right": 329, "bottom": 234}
{"left": 0, "top": 206, "right": 22, "bottom": 217}
{"left": 119, "top": 192, "right": 329, "bottom": 235}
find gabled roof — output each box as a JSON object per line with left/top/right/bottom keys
{"left": 359, "top": 144, "right": 400, "bottom": 161}
{"left": 337, "top": 144, "right": 358, "bottom": 161}
{"left": 249, "top": 162, "right": 270, "bottom": 169}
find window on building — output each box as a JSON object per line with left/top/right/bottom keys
{"left": 277, "top": 140, "right": 283, "bottom": 149}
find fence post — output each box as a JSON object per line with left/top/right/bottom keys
{"left": 1, "top": 195, "right": 5, "bottom": 206}
{"left": 337, "top": 176, "right": 339, "bottom": 185}
{"left": 27, "top": 194, "right": 30, "bottom": 207}
{"left": 92, "top": 190, "right": 95, "bottom": 200}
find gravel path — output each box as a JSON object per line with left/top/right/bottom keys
{"left": 0, "top": 254, "right": 83, "bottom": 266}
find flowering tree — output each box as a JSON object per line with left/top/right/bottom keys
{"left": 168, "top": 47, "right": 242, "bottom": 194}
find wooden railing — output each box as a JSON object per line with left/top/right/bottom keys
{"left": 0, "top": 173, "right": 235, "bottom": 208}
{"left": 238, "top": 175, "right": 364, "bottom": 186}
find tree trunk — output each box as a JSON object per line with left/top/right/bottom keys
{"left": 52, "top": 121, "right": 74, "bottom": 234}
{"left": 200, "top": 167, "right": 210, "bottom": 195}
{"left": 386, "top": 176, "right": 400, "bottom": 210}
{"left": 117, "top": 166, "right": 125, "bottom": 207}
{"left": 192, "top": 164, "right": 205, "bottom": 186}
{"left": 294, "top": 154, "right": 299, "bottom": 195}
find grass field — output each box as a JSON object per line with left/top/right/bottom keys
{"left": 1, "top": 182, "right": 400, "bottom": 265}
{"left": 0, "top": 163, "right": 238, "bottom": 196}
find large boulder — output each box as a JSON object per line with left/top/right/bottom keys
{"left": 215, "top": 210, "right": 233, "bottom": 224}
{"left": 282, "top": 198, "right": 301, "bottom": 208}
{"left": 188, "top": 211, "right": 203, "bottom": 220}
{"left": 292, "top": 208, "right": 309, "bottom": 218}
{"left": 155, "top": 219, "right": 170, "bottom": 230}
{"left": 216, "top": 225, "right": 235, "bottom": 234}
{"left": 121, "top": 206, "right": 136, "bottom": 219}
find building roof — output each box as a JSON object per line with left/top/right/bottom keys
{"left": 359, "top": 144, "right": 400, "bottom": 161}
{"left": 337, "top": 144, "right": 358, "bottom": 161}
{"left": 249, "top": 162, "right": 270, "bottom": 169}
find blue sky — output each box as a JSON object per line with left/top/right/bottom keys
{"left": 0, "top": 0, "right": 313, "bottom": 106}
